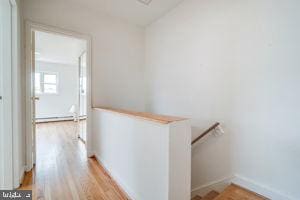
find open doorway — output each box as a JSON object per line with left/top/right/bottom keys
{"left": 25, "top": 22, "right": 92, "bottom": 172}
{"left": 33, "top": 30, "right": 88, "bottom": 164}
{"left": 78, "top": 51, "right": 87, "bottom": 142}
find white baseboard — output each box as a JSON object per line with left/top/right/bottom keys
{"left": 94, "top": 153, "right": 135, "bottom": 200}
{"left": 192, "top": 174, "right": 296, "bottom": 200}
{"left": 36, "top": 116, "right": 74, "bottom": 123}
{"left": 191, "top": 175, "right": 233, "bottom": 197}
{"left": 232, "top": 174, "right": 296, "bottom": 200}
{"left": 19, "top": 166, "right": 25, "bottom": 185}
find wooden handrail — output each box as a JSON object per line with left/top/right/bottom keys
{"left": 192, "top": 122, "right": 220, "bottom": 145}
{"left": 94, "top": 107, "right": 187, "bottom": 124}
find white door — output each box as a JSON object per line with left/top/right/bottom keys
{"left": 0, "top": 0, "right": 13, "bottom": 189}
{"left": 25, "top": 28, "right": 36, "bottom": 171}
{"left": 78, "top": 52, "right": 87, "bottom": 142}
{"left": 31, "top": 31, "right": 37, "bottom": 165}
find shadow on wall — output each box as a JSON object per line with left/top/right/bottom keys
{"left": 191, "top": 125, "right": 232, "bottom": 189}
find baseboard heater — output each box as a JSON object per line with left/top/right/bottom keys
{"left": 36, "top": 115, "right": 87, "bottom": 123}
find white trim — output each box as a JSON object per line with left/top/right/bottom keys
{"left": 94, "top": 154, "right": 134, "bottom": 200}
{"left": 25, "top": 21, "right": 93, "bottom": 172}
{"left": 191, "top": 174, "right": 296, "bottom": 200}
{"left": 11, "top": 0, "right": 22, "bottom": 188}
{"left": 0, "top": 0, "right": 14, "bottom": 189}
{"left": 35, "top": 71, "right": 59, "bottom": 95}
{"left": 232, "top": 175, "right": 296, "bottom": 200}
{"left": 191, "top": 175, "right": 234, "bottom": 198}
{"left": 35, "top": 58, "right": 79, "bottom": 66}
{"left": 35, "top": 59, "right": 78, "bottom": 67}
{"left": 18, "top": 166, "right": 25, "bottom": 185}
{"left": 36, "top": 116, "right": 75, "bottom": 123}
{"left": 25, "top": 21, "right": 33, "bottom": 172}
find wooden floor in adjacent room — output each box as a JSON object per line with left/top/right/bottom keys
{"left": 19, "top": 121, "right": 128, "bottom": 200}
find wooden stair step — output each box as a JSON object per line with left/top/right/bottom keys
{"left": 202, "top": 190, "right": 220, "bottom": 200}
{"left": 192, "top": 195, "right": 202, "bottom": 200}
{"left": 214, "top": 184, "right": 269, "bottom": 200}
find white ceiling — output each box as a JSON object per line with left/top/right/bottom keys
{"left": 34, "top": 0, "right": 185, "bottom": 63}
{"left": 35, "top": 31, "right": 86, "bottom": 65}
{"left": 69, "top": 0, "right": 184, "bottom": 26}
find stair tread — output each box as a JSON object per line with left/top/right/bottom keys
{"left": 192, "top": 195, "right": 202, "bottom": 200}
{"left": 214, "top": 184, "right": 269, "bottom": 200}
{"left": 202, "top": 190, "right": 220, "bottom": 200}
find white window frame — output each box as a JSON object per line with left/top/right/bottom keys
{"left": 35, "top": 71, "right": 59, "bottom": 95}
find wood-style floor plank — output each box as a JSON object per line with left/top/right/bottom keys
{"left": 19, "top": 121, "right": 129, "bottom": 200}
{"left": 214, "top": 184, "right": 268, "bottom": 200}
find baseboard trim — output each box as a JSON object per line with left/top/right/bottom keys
{"left": 192, "top": 174, "right": 295, "bottom": 200}
{"left": 94, "top": 154, "right": 134, "bottom": 200}
{"left": 36, "top": 116, "right": 87, "bottom": 123}
{"left": 191, "top": 175, "right": 234, "bottom": 197}
{"left": 19, "top": 166, "right": 25, "bottom": 185}
{"left": 232, "top": 174, "right": 296, "bottom": 200}
{"left": 36, "top": 116, "right": 74, "bottom": 123}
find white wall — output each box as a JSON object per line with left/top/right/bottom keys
{"left": 35, "top": 61, "right": 78, "bottom": 119}
{"left": 21, "top": 0, "right": 147, "bottom": 184}
{"left": 21, "top": 0, "right": 300, "bottom": 198}
{"left": 23, "top": 0, "right": 146, "bottom": 111}
{"left": 145, "top": 0, "right": 300, "bottom": 199}
{"left": 0, "top": 0, "right": 24, "bottom": 189}
{"left": 93, "top": 108, "right": 191, "bottom": 200}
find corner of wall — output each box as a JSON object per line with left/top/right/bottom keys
{"left": 93, "top": 153, "right": 136, "bottom": 200}
{"left": 191, "top": 175, "right": 233, "bottom": 197}
{"left": 232, "top": 174, "right": 296, "bottom": 200}
{"left": 18, "top": 165, "right": 25, "bottom": 186}
{"left": 191, "top": 174, "right": 296, "bottom": 200}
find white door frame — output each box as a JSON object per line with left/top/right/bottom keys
{"left": 78, "top": 51, "right": 87, "bottom": 141}
{"left": 0, "top": 0, "right": 21, "bottom": 189}
{"left": 25, "top": 21, "right": 93, "bottom": 172}
{"left": 0, "top": 0, "right": 13, "bottom": 190}
{"left": 10, "top": 0, "right": 22, "bottom": 188}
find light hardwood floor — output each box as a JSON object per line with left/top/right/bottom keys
{"left": 19, "top": 121, "right": 128, "bottom": 200}
{"left": 214, "top": 184, "right": 268, "bottom": 200}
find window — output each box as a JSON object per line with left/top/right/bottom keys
{"left": 35, "top": 72, "right": 58, "bottom": 94}
{"left": 35, "top": 73, "right": 41, "bottom": 93}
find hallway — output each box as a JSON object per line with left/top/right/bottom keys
{"left": 19, "top": 121, "right": 128, "bottom": 200}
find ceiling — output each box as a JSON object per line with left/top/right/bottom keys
{"left": 68, "top": 0, "right": 184, "bottom": 26}
{"left": 34, "top": 0, "right": 186, "bottom": 63}
{"left": 35, "top": 31, "right": 86, "bottom": 65}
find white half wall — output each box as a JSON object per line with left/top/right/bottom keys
{"left": 93, "top": 108, "right": 191, "bottom": 200}
{"left": 145, "top": 0, "right": 300, "bottom": 199}
{"left": 35, "top": 61, "right": 78, "bottom": 119}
